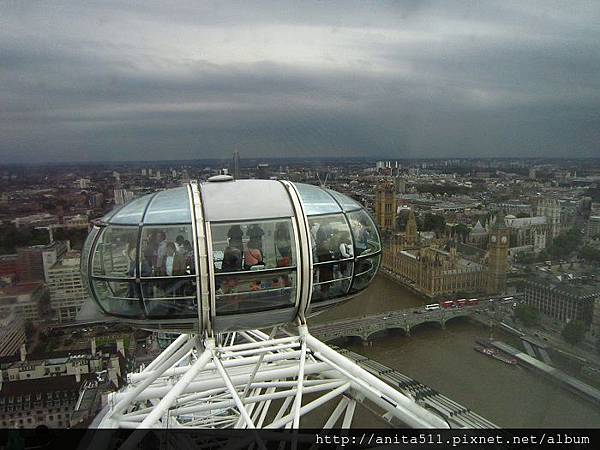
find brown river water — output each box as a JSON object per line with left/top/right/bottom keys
{"left": 307, "top": 275, "right": 600, "bottom": 427}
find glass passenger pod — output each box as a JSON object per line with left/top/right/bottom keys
{"left": 293, "top": 183, "right": 381, "bottom": 313}
{"left": 85, "top": 186, "right": 200, "bottom": 325}
{"left": 201, "top": 179, "right": 300, "bottom": 332}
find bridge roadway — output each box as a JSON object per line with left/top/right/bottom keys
{"left": 311, "top": 302, "right": 493, "bottom": 342}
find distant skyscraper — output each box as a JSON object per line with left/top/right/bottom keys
{"left": 77, "top": 178, "right": 90, "bottom": 189}
{"left": 232, "top": 151, "right": 241, "bottom": 180}
{"left": 529, "top": 167, "right": 537, "bottom": 180}
{"left": 257, "top": 163, "right": 270, "bottom": 180}
{"left": 395, "top": 177, "right": 406, "bottom": 194}
{"left": 114, "top": 189, "right": 135, "bottom": 205}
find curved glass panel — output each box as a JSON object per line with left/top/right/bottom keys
{"left": 92, "top": 226, "right": 139, "bottom": 278}
{"left": 308, "top": 214, "right": 353, "bottom": 263}
{"left": 326, "top": 189, "right": 362, "bottom": 211}
{"left": 140, "top": 225, "right": 195, "bottom": 277}
{"left": 347, "top": 210, "right": 381, "bottom": 256}
{"left": 141, "top": 278, "right": 197, "bottom": 298}
{"left": 145, "top": 297, "right": 197, "bottom": 317}
{"left": 350, "top": 255, "right": 380, "bottom": 293}
{"left": 92, "top": 280, "right": 143, "bottom": 317}
{"left": 110, "top": 194, "right": 153, "bottom": 225}
{"left": 294, "top": 183, "right": 341, "bottom": 216}
{"left": 211, "top": 220, "right": 296, "bottom": 273}
{"left": 98, "top": 206, "right": 122, "bottom": 224}
{"left": 80, "top": 226, "right": 100, "bottom": 278}
{"left": 215, "top": 271, "right": 296, "bottom": 315}
{"left": 312, "top": 260, "right": 353, "bottom": 302}
{"left": 144, "top": 187, "right": 192, "bottom": 224}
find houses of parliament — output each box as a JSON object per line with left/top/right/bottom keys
{"left": 375, "top": 181, "right": 508, "bottom": 299}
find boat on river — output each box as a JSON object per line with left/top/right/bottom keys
{"left": 474, "top": 345, "right": 518, "bottom": 365}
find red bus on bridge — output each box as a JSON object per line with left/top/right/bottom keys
{"left": 454, "top": 299, "right": 467, "bottom": 308}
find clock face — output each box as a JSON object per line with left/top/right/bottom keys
{"left": 491, "top": 235, "right": 497, "bottom": 243}
{"left": 501, "top": 236, "right": 507, "bottom": 244}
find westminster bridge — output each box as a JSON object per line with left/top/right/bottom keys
{"left": 310, "top": 303, "right": 497, "bottom": 343}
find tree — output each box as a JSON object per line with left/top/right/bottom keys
{"left": 24, "top": 320, "right": 34, "bottom": 338}
{"left": 546, "top": 227, "right": 583, "bottom": 259}
{"left": 0, "top": 223, "right": 49, "bottom": 254}
{"left": 516, "top": 211, "right": 530, "bottom": 218}
{"left": 53, "top": 227, "right": 88, "bottom": 250}
{"left": 420, "top": 213, "right": 446, "bottom": 235}
{"left": 580, "top": 246, "right": 600, "bottom": 264}
{"left": 561, "top": 320, "right": 586, "bottom": 345}
{"left": 514, "top": 304, "right": 540, "bottom": 327}
{"left": 454, "top": 223, "right": 470, "bottom": 243}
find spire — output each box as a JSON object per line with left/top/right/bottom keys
{"left": 492, "top": 210, "right": 507, "bottom": 229}
{"left": 472, "top": 219, "right": 486, "bottom": 233}
{"left": 405, "top": 208, "right": 418, "bottom": 245}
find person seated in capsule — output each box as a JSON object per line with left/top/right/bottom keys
{"left": 244, "top": 239, "right": 264, "bottom": 270}
{"left": 222, "top": 246, "right": 242, "bottom": 272}
{"left": 275, "top": 222, "right": 292, "bottom": 267}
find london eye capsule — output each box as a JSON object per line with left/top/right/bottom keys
{"left": 81, "top": 178, "right": 381, "bottom": 333}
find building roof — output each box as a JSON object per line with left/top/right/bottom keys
{"left": 0, "top": 373, "right": 94, "bottom": 397}
{"left": 528, "top": 273, "right": 600, "bottom": 298}
{"left": 505, "top": 216, "right": 547, "bottom": 228}
{"left": 471, "top": 220, "right": 487, "bottom": 234}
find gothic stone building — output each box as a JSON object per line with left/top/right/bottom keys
{"left": 381, "top": 212, "right": 509, "bottom": 298}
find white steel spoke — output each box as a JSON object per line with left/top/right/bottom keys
{"left": 342, "top": 399, "right": 356, "bottom": 428}
{"left": 97, "top": 327, "right": 451, "bottom": 432}
{"left": 211, "top": 348, "right": 256, "bottom": 429}
{"left": 323, "top": 397, "right": 349, "bottom": 428}
{"left": 292, "top": 326, "right": 308, "bottom": 428}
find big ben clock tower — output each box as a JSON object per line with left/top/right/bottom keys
{"left": 486, "top": 211, "right": 509, "bottom": 294}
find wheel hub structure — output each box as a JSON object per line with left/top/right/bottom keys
{"left": 97, "top": 326, "right": 447, "bottom": 443}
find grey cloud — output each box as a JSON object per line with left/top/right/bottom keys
{"left": 1, "top": 1, "right": 599, "bottom": 162}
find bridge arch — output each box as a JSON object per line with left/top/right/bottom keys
{"left": 441, "top": 313, "right": 472, "bottom": 327}
{"left": 408, "top": 320, "right": 445, "bottom": 333}
{"left": 365, "top": 327, "right": 410, "bottom": 341}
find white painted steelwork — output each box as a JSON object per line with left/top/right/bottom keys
{"left": 98, "top": 325, "right": 448, "bottom": 438}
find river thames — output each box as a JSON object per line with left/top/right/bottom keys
{"left": 308, "top": 275, "right": 600, "bottom": 427}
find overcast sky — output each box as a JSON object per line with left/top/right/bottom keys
{"left": 1, "top": 1, "right": 599, "bottom": 162}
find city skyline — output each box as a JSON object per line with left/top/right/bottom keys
{"left": 1, "top": 1, "right": 600, "bottom": 163}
